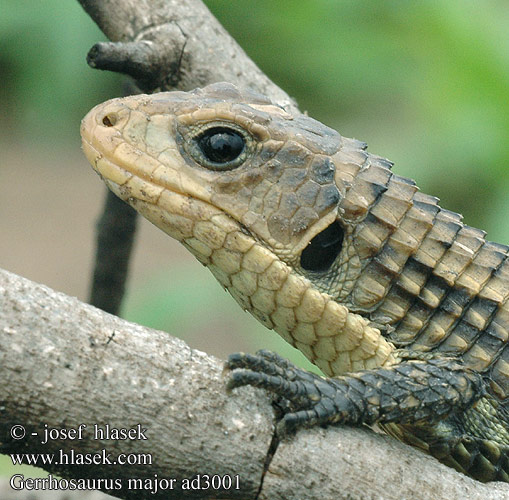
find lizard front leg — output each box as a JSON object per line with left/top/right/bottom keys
{"left": 227, "top": 350, "right": 483, "bottom": 431}
{"left": 226, "top": 350, "right": 508, "bottom": 482}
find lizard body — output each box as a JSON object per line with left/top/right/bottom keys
{"left": 81, "top": 83, "right": 508, "bottom": 482}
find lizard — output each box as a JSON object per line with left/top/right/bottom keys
{"left": 80, "top": 82, "right": 508, "bottom": 483}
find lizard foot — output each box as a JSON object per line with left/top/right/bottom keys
{"left": 226, "top": 349, "right": 485, "bottom": 438}
{"left": 226, "top": 350, "right": 361, "bottom": 436}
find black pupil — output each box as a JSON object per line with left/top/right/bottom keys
{"left": 197, "top": 127, "right": 245, "bottom": 164}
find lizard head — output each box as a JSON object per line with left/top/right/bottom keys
{"left": 81, "top": 82, "right": 347, "bottom": 271}
{"left": 81, "top": 82, "right": 395, "bottom": 374}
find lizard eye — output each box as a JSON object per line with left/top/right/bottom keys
{"left": 194, "top": 127, "right": 246, "bottom": 169}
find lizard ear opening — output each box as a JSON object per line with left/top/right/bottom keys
{"left": 300, "top": 220, "right": 344, "bottom": 272}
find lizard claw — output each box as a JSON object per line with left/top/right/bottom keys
{"left": 225, "top": 350, "right": 356, "bottom": 435}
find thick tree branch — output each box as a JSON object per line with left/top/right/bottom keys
{"left": 1, "top": 268, "right": 508, "bottom": 500}
{"left": 0, "top": 269, "right": 271, "bottom": 500}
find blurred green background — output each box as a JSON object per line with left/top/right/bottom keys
{"left": 1, "top": 0, "right": 509, "bottom": 481}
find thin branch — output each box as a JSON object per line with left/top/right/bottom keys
{"left": 77, "top": 0, "right": 298, "bottom": 108}
{"left": 88, "top": 192, "right": 137, "bottom": 315}
{"left": 1, "top": 268, "right": 507, "bottom": 500}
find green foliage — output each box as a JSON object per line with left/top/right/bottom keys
{"left": 205, "top": 0, "right": 509, "bottom": 238}
{"left": 0, "top": 0, "right": 120, "bottom": 144}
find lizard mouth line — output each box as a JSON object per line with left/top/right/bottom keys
{"left": 81, "top": 137, "right": 254, "bottom": 242}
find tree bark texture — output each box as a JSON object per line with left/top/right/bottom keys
{"left": 1, "top": 269, "right": 508, "bottom": 500}
{"left": 77, "top": 0, "right": 298, "bottom": 110}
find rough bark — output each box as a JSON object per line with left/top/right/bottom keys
{"left": 1, "top": 269, "right": 508, "bottom": 500}
{"left": 0, "top": 269, "right": 271, "bottom": 500}
{"left": 77, "top": 0, "right": 298, "bottom": 110}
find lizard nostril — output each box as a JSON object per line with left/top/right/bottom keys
{"left": 102, "top": 113, "right": 117, "bottom": 127}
